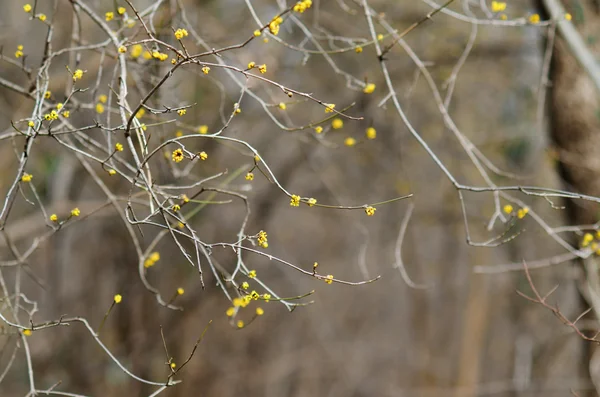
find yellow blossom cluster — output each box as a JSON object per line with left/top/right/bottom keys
{"left": 293, "top": 0, "right": 313, "bottom": 13}
{"left": 269, "top": 15, "right": 283, "bottom": 35}
{"left": 290, "top": 194, "right": 301, "bottom": 207}
{"left": 257, "top": 230, "right": 268, "bottom": 248}
{"left": 503, "top": 204, "right": 529, "bottom": 219}
{"left": 144, "top": 252, "right": 160, "bottom": 268}
{"left": 174, "top": 28, "right": 188, "bottom": 40}
{"left": 172, "top": 148, "right": 184, "bottom": 163}
{"left": 152, "top": 51, "right": 169, "bottom": 61}
{"left": 491, "top": 1, "right": 506, "bottom": 12}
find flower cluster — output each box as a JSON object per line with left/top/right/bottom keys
{"left": 290, "top": 194, "right": 301, "bottom": 207}
{"left": 293, "top": 0, "right": 313, "bottom": 13}
{"left": 144, "top": 252, "right": 160, "bottom": 268}
{"left": 257, "top": 230, "right": 268, "bottom": 248}
{"left": 503, "top": 204, "right": 529, "bottom": 219}
{"left": 172, "top": 148, "right": 184, "bottom": 163}
{"left": 174, "top": 28, "right": 188, "bottom": 40}
{"left": 490, "top": 1, "right": 506, "bottom": 12}
{"left": 268, "top": 15, "right": 283, "bottom": 36}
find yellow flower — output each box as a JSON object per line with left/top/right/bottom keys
{"left": 278, "top": 102, "right": 287, "bottom": 110}
{"left": 72, "top": 69, "right": 84, "bottom": 81}
{"left": 177, "top": 287, "right": 184, "bottom": 295}
{"left": 199, "top": 151, "right": 208, "bottom": 161}
{"left": 258, "top": 64, "right": 267, "bottom": 74}
{"left": 28, "top": 120, "right": 35, "bottom": 128}
{"left": 44, "top": 91, "right": 51, "bottom": 99}
{"left": 142, "top": 51, "right": 152, "bottom": 60}
{"left": 366, "top": 127, "right": 376, "bottom": 139}
{"left": 256, "top": 307, "right": 264, "bottom": 316}
{"left": 237, "top": 320, "right": 244, "bottom": 328}
{"left": 96, "top": 103, "right": 105, "bottom": 114}
{"left": 324, "top": 275, "right": 334, "bottom": 284}
{"left": 344, "top": 137, "right": 356, "bottom": 147}
{"left": 363, "top": 83, "right": 376, "bottom": 94}
{"left": 226, "top": 307, "right": 235, "bottom": 317}
{"left": 71, "top": 208, "right": 80, "bottom": 217}
{"left": 114, "top": 294, "right": 122, "bottom": 303}
{"left": 202, "top": 66, "right": 210, "bottom": 74}
{"left": 61, "top": 111, "right": 70, "bottom": 118}
{"left": 23, "top": 4, "right": 32, "bottom": 12}
{"left": 257, "top": 230, "right": 268, "bottom": 248}
{"left": 529, "top": 14, "right": 540, "bottom": 24}
{"left": 105, "top": 12, "right": 114, "bottom": 21}
{"left": 177, "top": 109, "right": 186, "bottom": 116}
{"left": 170, "top": 362, "right": 176, "bottom": 369}
{"left": 269, "top": 20, "right": 280, "bottom": 35}
{"left": 490, "top": 1, "right": 506, "bottom": 12}
{"left": 254, "top": 154, "right": 261, "bottom": 162}
{"left": 365, "top": 206, "right": 376, "bottom": 216}
{"left": 172, "top": 204, "right": 181, "bottom": 212}
{"left": 23, "top": 329, "right": 32, "bottom": 336}
{"left": 175, "top": 130, "right": 183, "bottom": 137}
{"left": 56, "top": 103, "right": 63, "bottom": 110}
{"left": 182, "top": 194, "right": 190, "bottom": 203}
{"left": 355, "top": 46, "right": 363, "bottom": 53}
{"left": 377, "top": 34, "right": 383, "bottom": 41}
{"left": 15, "top": 48, "right": 23, "bottom": 58}
{"left": 332, "top": 118, "right": 343, "bottom": 129}
{"left": 565, "top": 13, "right": 572, "bottom": 21}
{"left": 503, "top": 204, "right": 513, "bottom": 214}
{"left": 198, "top": 125, "right": 208, "bottom": 134}
{"left": 115, "top": 142, "right": 124, "bottom": 152}
{"left": 174, "top": 28, "right": 189, "bottom": 40}
{"left": 245, "top": 172, "right": 254, "bottom": 181}
{"left": 118, "top": 46, "right": 127, "bottom": 53}
{"left": 324, "top": 103, "right": 335, "bottom": 113}
{"left": 50, "top": 214, "right": 58, "bottom": 222}
{"left": 262, "top": 293, "right": 271, "bottom": 302}
{"left": 241, "top": 282, "right": 249, "bottom": 290}
{"left": 253, "top": 29, "right": 261, "bottom": 37}
{"left": 108, "top": 169, "right": 116, "bottom": 176}
{"left": 38, "top": 14, "right": 46, "bottom": 21}
{"left": 248, "top": 270, "right": 257, "bottom": 278}
{"left": 517, "top": 207, "right": 529, "bottom": 219}
{"left": 307, "top": 198, "right": 317, "bottom": 207}
{"left": 21, "top": 173, "right": 33, "bottom": 182}
{"left": 172, "top": 148, "right": 184, "bottom": 163}
{"left": 117, "top": 7, "right": 126, "bottom": 14}
{"left": 314, "top": 126, "right": 323, "bottom": 134}
{"left": 136, "top": 108, "right": 145, "bottom": 118}
{"left": 131, "top": 44, "right": 143, "bottom": 58}
{"left": 144, "top": 252, "right": 160, "bottom": 268}
{"left": 247, "top": 61, "right": 256, "bottom": 69}
{"left": 290, "top": 194, "right": 300, "bottom": 207}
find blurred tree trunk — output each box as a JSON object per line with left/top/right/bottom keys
{"left": 546, "top": 1, "right": 600, "bottom": 394}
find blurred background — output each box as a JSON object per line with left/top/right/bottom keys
{"left": 1, "top": 0, "right": 599, "bottom": 396}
